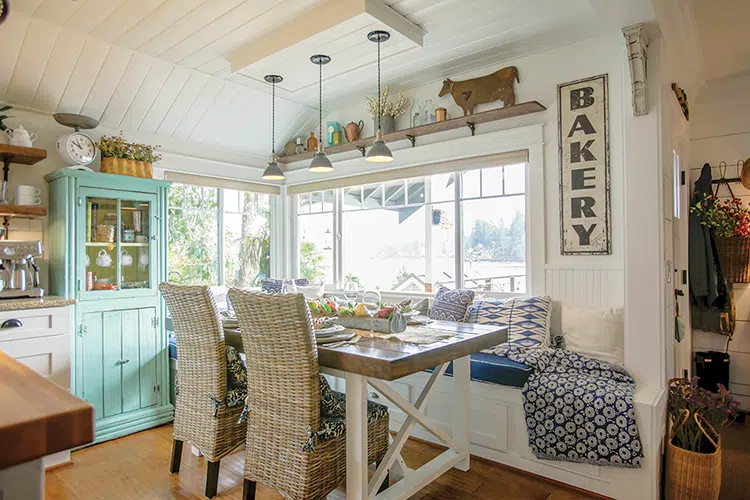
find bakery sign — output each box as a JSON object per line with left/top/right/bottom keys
{"left": 558, "top": 74, "right": 611, "bottom": 255}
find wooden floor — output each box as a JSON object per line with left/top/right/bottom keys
{"left": 45, "top": 424, "right": 601, "bottom": 499}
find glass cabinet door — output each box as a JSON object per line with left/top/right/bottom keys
{"left": 81, "top": 189, "right": 157, "bottom": 298}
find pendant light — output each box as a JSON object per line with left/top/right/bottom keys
{"left": 262, "top": 74, "right": 285, "bottom": 180}
{"left": 309, "top": 54, "right": 334, "bottom": 173}
{"left": 366, "top": 30, "right": 393, "bottom": 163}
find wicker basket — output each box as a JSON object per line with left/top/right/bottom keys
{"left": 714, "top": 235, "right": 750, "bottom": 283}
{"left": 100, "top": 157, "right": 153, "bottom": 179}
{"left": 665, "top": 440, "right": 721, "bottom": 500}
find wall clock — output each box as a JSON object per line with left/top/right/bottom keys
{"left": 54, "top": 113, "right": 98, "bottom": 166}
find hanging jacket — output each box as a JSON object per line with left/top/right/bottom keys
{"left": 689, "top": 163, "right": 734, "bottom": 335}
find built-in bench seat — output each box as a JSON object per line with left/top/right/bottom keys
{"left": 429, "top": 351, "right": 532, "bottom": 388}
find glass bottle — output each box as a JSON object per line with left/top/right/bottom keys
{"left": 295, "top": 137, "right": 305, "bottom": 154}
{"left": 307, "top": 131, "right": 318, "bottom": 152}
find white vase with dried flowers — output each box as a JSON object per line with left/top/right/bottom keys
{"left": 364, "top": 86, "right": 409, "bottom": 134}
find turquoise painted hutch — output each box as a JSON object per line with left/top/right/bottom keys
{"left": 45, "top": 169, "right": 173, "bottom": 444}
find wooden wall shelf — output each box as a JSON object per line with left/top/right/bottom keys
{"left": 0, "top": 204, "right": 48, "bottom": 218}
{"left": 0, "top": 143, "right": 47, "bottom": 166}
{"left": 277, "top": 101, "right": 546, "bottom": 164}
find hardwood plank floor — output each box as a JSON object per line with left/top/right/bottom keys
{"left": 45, "top": 424, "right": 601, "bottom": 499}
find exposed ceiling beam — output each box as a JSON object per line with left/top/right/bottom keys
{"left": 227, "top": 0, "right": 424, "bottom": 73}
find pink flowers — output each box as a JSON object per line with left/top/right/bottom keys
{"left": 691, "top": 194, "right": 750, "bottom": 238}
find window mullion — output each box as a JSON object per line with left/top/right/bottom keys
{"left": 454, "top": 174, "right": 464, "bottom": 290}
{"left": 217, "top": 188, "right": 225, "bottom": 286}
{"left": 333, "top": 189, "right": 343, "bottom": 289}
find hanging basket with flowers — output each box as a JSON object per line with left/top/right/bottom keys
{"left": 97, "top": 132, "right": 161, "bottom": 179}
{"left": 691, "top": 194, "right": 750, "bottom": 282}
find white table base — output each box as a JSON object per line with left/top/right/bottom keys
{"left": 325, "top": 355, "right": 472, "bottom": 500}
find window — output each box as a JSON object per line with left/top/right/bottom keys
{"left": 168, "top": 183, "right": 271, "bottom": 287}
{"left": 296, "top": 163, "right": 527, "bottom": 294}
{"left": 298, "top": 191, "right": 334, "bottom": 284}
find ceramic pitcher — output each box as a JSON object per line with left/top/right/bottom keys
{"left": 345, "top": 120, "right": 364, "bottom": 142}
{"left": 6, "top": 125, "right": 37, "bottom": 148}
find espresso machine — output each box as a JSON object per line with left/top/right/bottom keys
{"left": 0, "top": 240, "right": 44, "bottom": 299}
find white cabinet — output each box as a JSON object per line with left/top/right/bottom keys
{"left": 0, "top": 304, "right": 74, "bottom": 468}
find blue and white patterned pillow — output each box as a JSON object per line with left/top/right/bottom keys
{"left": 466, "top": 295, "right": 551, "bottom": 348}
{"left": 260, "top": 278, "right": 309, "bottom": 293}
{"left": 429, "top": 286, "right": 475, "bottom": 322}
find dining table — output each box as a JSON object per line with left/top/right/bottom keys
{"left": 224, "top": 320, "right": 507, "bottom": 500}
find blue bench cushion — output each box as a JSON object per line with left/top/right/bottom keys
{"left": 430, "top": 351, "right": 532, "bottom": 388}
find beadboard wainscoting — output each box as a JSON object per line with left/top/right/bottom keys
{"left": 544, "top": 267, "right": 624, "bottom": 308}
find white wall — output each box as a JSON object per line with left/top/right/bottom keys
{"left": 294, "top": 32, "right": 628, "bottom": 308}
{"left": 689, "top": 72, "right": 750, "bottom": 410}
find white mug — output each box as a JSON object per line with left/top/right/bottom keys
{"left": 121, "top": 250, "right": 133, "bottom": 267}
{"left": 16, "top": 185, "right": 42, "bottom": 206}
{"left": 96, "top": 249, "right": 112, "bottom": 268}
{"left": 135, "top": 235, "right": 148, "bottom": 243}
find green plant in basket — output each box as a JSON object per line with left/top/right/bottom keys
{"left": 691, "top": 194, "right": 750, "bottom": 238}
{"left": 97, "top": 132, "right": 162, "bottom": 163}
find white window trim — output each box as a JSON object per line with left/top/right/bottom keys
{"left": 288, "top": 125, "right": 545, "bottom": 298}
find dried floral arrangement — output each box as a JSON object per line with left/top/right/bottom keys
{"left": 668, "top": 377, "right": 739, "bottom": 453}
{"left": 691, "top": 194, "right": 750, "bottom": 238}
{"left": 0, "top": 105, "right": 12, "bottom": 132}
{"left": 97, "top": 132, "right": 162, "bottom": 164}
{"left": 364, "top": 86, "right": 409, "bottom": 118}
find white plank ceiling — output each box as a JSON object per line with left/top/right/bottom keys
{"left": 0, "top": 0, "right": 607, "bottom": 167}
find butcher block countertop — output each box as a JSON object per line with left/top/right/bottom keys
{"left": 0, "top": 351, "right": 94, "bottom": 470}
{"left": 0, "top": 296, "right": 76, "bottom": 312}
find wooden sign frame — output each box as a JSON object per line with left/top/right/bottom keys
{"left": 557, "top": 74, "right": 611, "bottom": 255}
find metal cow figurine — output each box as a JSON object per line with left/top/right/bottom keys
{"left": 438, "top": 66, "right": 519, "bottom": 116}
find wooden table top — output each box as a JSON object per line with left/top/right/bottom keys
{"left": 0, "top": 352, "right": 94, "bottom": 470}
{"left": 225, "top": 321, "right": 507, "bottom": 381}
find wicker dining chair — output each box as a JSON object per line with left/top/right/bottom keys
{"left": 227, "top": 289, "right": 391, "bottom": 500}
{"left": 160, "top": 283, "right": 247, "bottom": 498}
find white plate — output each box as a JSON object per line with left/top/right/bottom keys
{"left": 315, "top": 324, "right": 346, "bottom": 336}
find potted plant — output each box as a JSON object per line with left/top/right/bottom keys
{"left": 691, "top": 194, "right": 750, "bottom": 282}
{"left": 665, "top": 377, "right": 739, "bottom": 499}
{"left": 97, "top": 132, "right": 161, "bottom": 179}
{"left": 0, "top": 105, "right": 12, "bottom": 144}
{"left": 364, "top": 86, "right": 409, "bottom": 134}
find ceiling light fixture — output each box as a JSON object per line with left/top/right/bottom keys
{"left": 262, "top": 74, "right": 285, "bottom": 180}
{"left": 309, "top": 54, "right": 334, "bottom": 173}
{"left": 366, "top": 30, "right": 393, "bottom": 163}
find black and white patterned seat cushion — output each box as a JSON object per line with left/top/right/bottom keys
{"left": 429, "top": 286, "right": 475, "bottom": 322}
{"left": 315, "top": 375, "right": 388, "bottom": 443}
{"left": 260, "top": 278, "right": 310, "bottom": 293}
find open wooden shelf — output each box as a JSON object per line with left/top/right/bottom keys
{"left": 0, "top": 143, "right": 47, "bottom": 166}
{"left": 0, "top": 204, "right": 47, "bottom": 218}
{"left": 277, "top": 101, "right": 546, "bottom": 164}
{"left": 86, "top": 242, "right": 148, "bottom": 248}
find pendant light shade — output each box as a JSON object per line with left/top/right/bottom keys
{"left": 309, "top": 54, "right": 333, "bottom": 173}
{"left": 262, "top": 74, "right": 285, "bottom": 180}
{"left": 366, "top": 30, "right": 393, "bottom": 163}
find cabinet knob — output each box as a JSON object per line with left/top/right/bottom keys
{"left": 1, "top": 319, "right": 23, "bottom": 329}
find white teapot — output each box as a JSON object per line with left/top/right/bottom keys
{"left": 121, "top": 249, "right": 133, "bottom": 267}
{"left": 6, "top": 125, "right": 37, "bottom": 148}
{"left": 96, "top": 249, "right": 112, "bottom": 268}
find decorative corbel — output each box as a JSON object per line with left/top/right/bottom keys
{"left": 623, "top": 24, "right": 649, "bottom": 116}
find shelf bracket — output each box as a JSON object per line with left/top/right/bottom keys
{"left": 2, "top": 216, "right": 10, "bottom": 240}
{"left": 406, "top": 134, "right": 416, "bottom": 147}
{"left": 466, "top": 122, "right": 476, "bottom": 136}
{"left": 356, "top": 146, "right": 366, "bottom": 157}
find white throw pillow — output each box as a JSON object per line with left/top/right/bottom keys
{"left": 561, "top": 304, "right": 624, "bottom": 365}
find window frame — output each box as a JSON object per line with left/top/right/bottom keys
{"left": 167, "top": 182, "right": 272, "bottom": 287}
{"left": 293, "top": 161, "right": 532, "bottom": 299}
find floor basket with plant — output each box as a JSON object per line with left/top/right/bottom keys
{"left": 97, "top": 132, "right": 161, "bottom": 179}
{"left": 666, "top": 377, "right": 739, "bottom": 499}
{"left": 692, "top": 194, "right": 750, "bottom": 282}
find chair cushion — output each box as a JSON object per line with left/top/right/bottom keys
{"left": 260, "top": 278, "right": 310, "bottom": 293}
{"left": 226, "top": 345, "right": 247, "bottom": 390}
{"left": 466, "top": 296, "right": 552, "bottom": 348}
{"left": 429, "top": 286, "right": 475, "bottom": 322}
{"left": 315, "top": 375, "right": 388, "bottom": 443}
{"left": 428, "top": 352, "right": 531, "bottom": 388}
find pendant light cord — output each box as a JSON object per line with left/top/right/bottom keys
{"left": 272, "top": 80, "right": 275, "bottom": 156}
{"left": 377, "top": 38, "right": 381, "bottom": 131}
{"left": 319, "top": 62, "right": 323, "bottom": 151}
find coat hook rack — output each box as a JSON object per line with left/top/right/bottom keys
{"left": 710, "top": 160, "right": 745, "bottom": 185}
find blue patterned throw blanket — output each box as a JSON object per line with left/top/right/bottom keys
{"left": 502, "top": 346, "right": 644, "bottom": 468}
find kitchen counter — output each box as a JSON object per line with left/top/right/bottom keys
{"left": 0, "top": 351, "right": 93, "bottom": 499}
{"left": 0, "top": 296, "right": 75, "bottom": 311}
